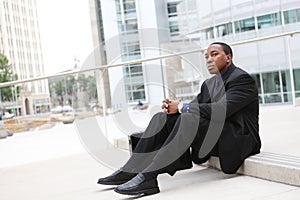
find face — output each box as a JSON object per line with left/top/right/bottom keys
{"left": 205, "top": 44, "right": 232, "bottom": 75}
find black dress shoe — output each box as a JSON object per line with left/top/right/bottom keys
{"left": 114, "top": 173, "right": 160, "bottom": 196}
{"left": 97, "top": 169, "right": 137, "bottom": 185}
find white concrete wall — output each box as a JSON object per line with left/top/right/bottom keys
{"left": 136, "top": 0, "right": 170, "bottom": 105}
{"left": 99, "top": 0, "right": 126, "bottom": 108}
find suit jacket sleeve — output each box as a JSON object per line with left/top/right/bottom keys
{"left": 197, "top": 74, "right": 258, "bottom": 122}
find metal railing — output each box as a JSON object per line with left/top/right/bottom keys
{"left": 0, "top": 30, "right": 299, "bottom": 88}
{"left": 0, "top": 30, "right": 299, "bottom": 110}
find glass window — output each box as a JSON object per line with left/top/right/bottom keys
{"left": 167, "top": 2, "right": 179, "bottom": 17}
{"left": 169, "top": 21, "right": 179, "bottom": 33}
{"left": 297, "top": 8, "right": 300, "bottom": 22}
{"left": 257, "top": 12, "right": 281, "bottom": 29}
{"left": 293, "top": 69, "right": 300, "bottom": 91}
{"left": 201, "top": 27, "right": 214, "bottom": 40}
{"left": 281, "top": 70, "right": 291, "bottom": 92}
{"left": 264, "top": 94, "right": 281, "bottom": 103}
{"left": 115, "top": 0, "right": 121, "bottom": 13}
{"left": 235, "top": 17, "right": 255, "bottom": 33}
{"left": 130, "top": 64, "right": 142, "bottom": 73}
{"left": 125, "top": 19, "right": 138, "bottom": 31}
{"left": 133, "top": 91, "right": 145, "bottom": 100}
{"left": 121, "top": 41, "right": 140, "bottom": 57}
{"left": 124, "top": 63, "right": 145, "bottom": 102}
{"left": 283, "top": 93, "right": 292, "bottom": 103}
{"left": 125, "top": 84, "right": 145, "bottom": 102}
{"left": 262, "top": 71, "right": 280, "bottom": 93}
{"left": 284, "top": 10, "right": 297, "bottom": 24}
{"left": 123, "top": 0, "right": 136, "bottom": 13}
{"left": 125, "top": 84, "right": 144, "bottom": 91}
{"left": 118, "top": 22, "right": 124, "bottom": 32}
{"left": 124, "top": 64, "right": 143, "bottom": 77}
{"left": 123, "top": 41, "right": 140, "bottom": 56}
{"left": 217, "top": 22, "right": 233, "bottom": 37}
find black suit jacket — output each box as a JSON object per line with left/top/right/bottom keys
{"left": 192, "top": 63, "right": 261, "bottom": 174}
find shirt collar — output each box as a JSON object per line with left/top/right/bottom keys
{"left": 220, "top": 63, "right": 235, "bottom": 80}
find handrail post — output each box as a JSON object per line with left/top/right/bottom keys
{"left": 286, "top": 35, "right": 296, "bottom": 106}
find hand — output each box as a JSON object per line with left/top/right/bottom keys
{"left": 161, "top": 98, "right": 171, "bottom": 109}
{"left": 161, "top": 98, "right": 180, "bottom": 114}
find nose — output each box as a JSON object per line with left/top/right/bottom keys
{"left": 206, "top": 55, "right": 212, "bottom": 63}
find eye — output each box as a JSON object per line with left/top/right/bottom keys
{"left": 212, "top": 52, "right": 218, "bottom": 57}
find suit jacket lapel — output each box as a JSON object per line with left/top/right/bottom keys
{"left": 201, "top": 64, "right": 237, "bottom": 102}
{"left": 212, "top": 79, "right": 223, "bottom": 100}
{"left": 212, "top": 64, "right": 236, "bottom": 101}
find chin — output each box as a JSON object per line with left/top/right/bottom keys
{"left": 208, "top": 70, "right": 217, "bottom": 75}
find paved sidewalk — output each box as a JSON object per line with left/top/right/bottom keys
{"left": 1, "top": 152, "right": 300, "bottom": 200}
{"left": 0, "top": 105, "right": 300, "bottom": 199}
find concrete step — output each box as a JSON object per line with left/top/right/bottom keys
{"left": 114, "top": 136, "right": 300, "bottom": 187}
{"left": 207, "top": 152, "right": 300, "bottom": 187}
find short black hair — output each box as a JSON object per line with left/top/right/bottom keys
{"left": 210, "top": 42, "right": 233, "bottom": 57}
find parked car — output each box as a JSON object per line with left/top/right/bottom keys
{"left": 51, "top": 106, "right": 63, "bottom": 113}
{"left": 51, "top": 105, "right": 73, "bottom": 113}
{"left": 2, "top": 112, "right": 14, "bottom": 120}
{"left": 61, "top": 105, "right": 73, "bottom": 113}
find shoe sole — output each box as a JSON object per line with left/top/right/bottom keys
{"left": 115, "top": 187, "right": 160, "bottom": 196}
{"left": 97, "top": 180, "right": 128, "bottom": 185}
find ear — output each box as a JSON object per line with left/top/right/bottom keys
{"left": 226, "top": 54, "right": 232, "bottom": 63}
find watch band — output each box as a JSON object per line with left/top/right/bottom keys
{"left": 178, "top": 102, "right": 190, "bottom": 113}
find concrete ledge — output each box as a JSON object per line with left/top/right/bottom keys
{"left": 206, "top": 152, "right": 300, "bottom": 187}
{"left": 115, "top": 137, "right": 300, "bottom": 187}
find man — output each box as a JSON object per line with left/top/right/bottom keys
{"left": 97, "top": 42, "right": 261, "bottom": 196}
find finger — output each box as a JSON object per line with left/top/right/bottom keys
{"left": 165, "top": 98, "right": 171, "bottom": 103}
{"left": 161, "top": 103, "right": 167, "bottom": 109}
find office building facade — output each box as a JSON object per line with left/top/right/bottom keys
{"left": 176, "top": 0, "right": 300, "bottom": 104}
{"left": 89, "top": 0, "right": 300, "bottom": 107}
{"left": 0, "top": 0, "right": 50, "bottom": 115}
{"left": 89, "top": 0, "right": 183, "bottom": 109}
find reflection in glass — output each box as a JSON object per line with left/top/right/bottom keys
{"left": 281, "top": 70, "right": 291, "bottom": 92}
{"left": 169, "top": 21, "right": 179, "bottom": 34}
{"left": 264, "top": 94, "right": 281, "bottom": 103}
{"left": 123, "top": 63, "right": 146, "bottom": 103}
{"left": 234, "top": 17, "right": 255, "bottom": 33}
{"left": 200, "top": 27, "right": 214, "bottom": 40}
{"left": 167, "top": 2, "right": 179, "bottom": 17}
{"left": 281, "top": 70, "right": 292, "bottom": 103}
{"left": 262, "top": 71, "right": 280, "bottom": 93}
{"left": 284, "top": 93, "right": 292, "bottom": 103}
{"left": 257, "top": 12, "right": 281, "bottom": 29}
{"left": 217, "top": 22, "right": 233, "bottom": 37}
{"left": 293, "top": 68, "right": 300, "bottom": 91}
{"left": 283, "top": 8, "right": 300, "bottom": 24}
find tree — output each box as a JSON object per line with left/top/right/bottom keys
{"left": 48, "top": 73, "right": 98, "bottom": 108}
{"left": 0, "top": 53, "right": 19, "bottom": 102}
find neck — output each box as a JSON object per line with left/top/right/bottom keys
{"left": 217, "top": 62, "right": 232, "bottom": 77}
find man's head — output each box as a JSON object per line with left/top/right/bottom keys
{"left": 205, "top": 42, "right": 233, "bottom": 76}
